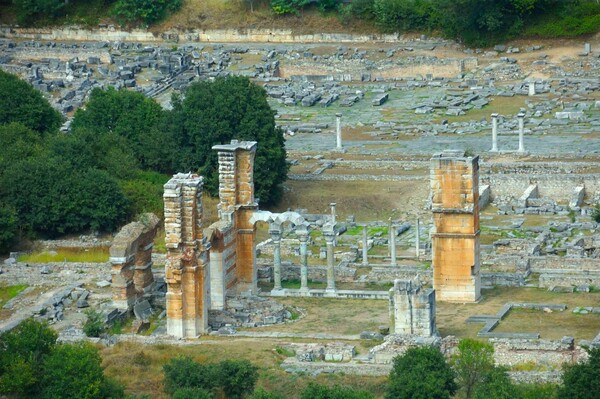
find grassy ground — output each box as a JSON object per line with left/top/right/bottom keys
{"left": 101, "top": 339, "right": 388, "bottom": 399}
{"left": 0, "top": 283, "right": 28, "bottom": 308}
{"left": 18, "top": 248, "right": 109, "bottom": 263}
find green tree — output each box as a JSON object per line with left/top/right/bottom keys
{"left": 591, "top": 204, "right": 600, "bottom": 223}
{"left": 169, "top": 76, "right": 288, "bottom": 205}
{"left": 112, "top": 0, "right": 182, "bottom": 26}
{"left": 300, "top": 383, "right": 375, "bottom": 399}
{"left": 70, "top": 87, "right": 166, "bottom": 172}
{"left": 248, "top": 388, "right": 284, "bottom": 399}
{"left": 217, "top": 359, "right": 258, "bottom": 399}
{"left": 12, "top": 0, "right": 67, "bottom": 25}
{"left": 83, "top": 309, "right": 105, "bottom": 337}
{"left": 0, "top": 203, "right": 18, "bottom": 253}
{"left": 452, "top": 338, "right": 495, "bottom": 399}
{"left": 0, "top": 318, "right": 57, "bottom": 395}
{"left": 0, "top": 122, "right": 44, "bottom": 172}
{"left": 172, "top": 387, "right": 214, "bottom": 399}
{"left": 386, "top": 346, "right": 457, "bottom": 399}
{"left": 558, "top": 347, "right": 600, "bottom": 399}
{"left": 0, "top": 70, "right": 62, "bottom": 134}
{"left": 163, "top": 357, "right": 218, "bottom": 395}
{"left": 40, "top": 342, "right": 105, "bottom": 399}
{"left": 472, "top": 366, "right": 520, "bottom": 399}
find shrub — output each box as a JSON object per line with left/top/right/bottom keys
{"left": 591, "top": 204, "right": 600, "bottom": 223}
{"left": 112, "top": 0, "right": 182, "bottom": 26}
{"left": 83, "top": 309, "right": 105, "bottom": 338}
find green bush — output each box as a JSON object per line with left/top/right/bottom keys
{"left": 0, "top": 204, "right": 18, "bottom": 254}
{"left": 172, "top": 387, "right": 214, "bottom": 399}
{"left": 558, "top": 347, "right": 600, "bottom": 399}
{"left": 13, "top": 0, "right": 66, "bottom": 25}
{"left": 83, "top": 309, "right": 105, "bottom": 338}
{"left": 112, "top": 0, "right": 182, "bottom": 26}
{"left": 590, "top": 204, "right": 600, "bottom": 223}
{"left": 300, "top": 383, "right": 375, "bottom": 399}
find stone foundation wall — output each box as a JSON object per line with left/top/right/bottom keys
{"left": 490, "top": 337, "right": 586, "bottom": 367}
{"left": 485, "top": 174, "right": 600, "bottom": 202}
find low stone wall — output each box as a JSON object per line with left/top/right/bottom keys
{"left": 1, "top": 262, "right": 110, "bottom": 286}
{"left": 491, "top": 337, "right": 586, "bottom": 367}
{"left": 529, "top": 256, "right": 600, "bottom": 272}
{"left": 486, "top": 174, "right": 600, "bottom": 202}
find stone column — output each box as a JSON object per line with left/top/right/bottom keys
{"left": 270, "top": 223, "right": 283, "bottom": 292}
{"left": 362, "top": 225, "right": 369, "bottom": 266}
{"left": 528, "top": 82, "right": 536, "bottom": 96}
{"left": 415, "top": 217, "right": 420, "bottom": 258}
{"left": 323, "top": 223, "right": 336, "bottom": 295}
{"left": 491, "top": 113, "right": 499, "bottom": 152}
{"left": 330, "top": 202, "right": 337, "bottom": 225}
{"left": 297, "top": 224, "right": 310, "bottom": 293}
{"left": 335, "top": 113, "right": 342, "bottom": 149}
{"left": 518, "top": 112, "right": 525, "bottom": 153}
{"left": 390, "top": 223, "right": 397, "bottom": 267}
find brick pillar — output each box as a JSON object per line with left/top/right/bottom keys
{"left": 430, "top": 150, "right": 481, "bottom": 302}
{"left": 164, "top": 173, "right": 209, "bottom": 338}
{"left": 213, "top": 141, "right": 258, "bottom": 294}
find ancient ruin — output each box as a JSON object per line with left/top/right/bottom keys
{"left": 431, "top": 150, "right": 481, "bottom": 302}
{"left": 110, "top": 213, "right": 160, "bottom": 310}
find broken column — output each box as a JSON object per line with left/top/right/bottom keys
{"left": 389, "top": 278, "right": 436, "bottom": 336}
{"left": 491, "top": 113, "right": 499, "bottom": 152}
{"left": 323, "top": 222, "right": 336, "bottom": 295}
{"left": 335, "top": 113, "right": 342, "bottom": 149}
{"left": 110, "top": 213, "right": 160, "bottom": 311}
{"left": 528, "top": 82, "right": 536, "bottom": 96}
{"left": 430, "top": 150, "right": 481, "bottom": 302}
{"left": 164, "top": 173, "right": 209, "bottom": 338}
{"left": 415, "top": 217, "right": 420, "bottom": 258}
{"left": 270, "top": 222, "right": 283, "bottom": 292}
{"left": 297, "top": 224, "right": 310, "bottom": 293}
{"left": 389, "top": 220, "right": 397, "bottom": 266}
{"left": 362, "top": 225, "right": 369, "bottom": 266}
{"left": 518, "top": 112, "right": 525, "bottom": 153}
{"left": 330, "top": 202, "right": 337, "bottom": 225}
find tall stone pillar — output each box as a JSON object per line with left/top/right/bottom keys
{"left": 164, "top": 173, "right": 210, "bottom": 338}
{"left": 270, "top": 222, "right": 283, "bottom": 292}
{"left": 517, "top": 112, "right": 525, "bottom": 153}
{"left": 297, "top": 224, "right": 310, "bottom": 293}
{"left": 330, "top": 202, "right": 337, "bottom": 225}
{"left": 415, "top": 217, "right": 420, "bottom": 258}
{"left": 430, "top": 150, "right": 481, "bottom": 302}
{"left": 362, "top": 225, "right": 369, "bottom": 266}
{"left": 335, "top": 113, "right": 342, "bottom": 149}
{"left": 491, "top": 113, "right": 499, "bottom": 152}
{"left": 323, "top": 222, "right": 336, "bottom": 295}
{"left": 213, "top": 140, "right": 259, "bottom": 294}
{"left": 389, "top": 222, "right": 397, "bottom": 267}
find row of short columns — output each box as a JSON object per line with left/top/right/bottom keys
{"left": 361, "top": 218, "right": 422, "bottom": 267}
{"left": 491, "top": 112, "right": 526, "bottom": 153}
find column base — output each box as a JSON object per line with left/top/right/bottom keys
{"left": 325, "top": 288, "right": 337, "bottom": 297}
{"left": 270, "top": 288, "right": 286, "bottom": 297}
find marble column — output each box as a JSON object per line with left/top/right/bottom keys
{"left": 269, "top": 223, "right": 282, "bottom": 292}
{"left": 518, "top": 112, "right": 525, "bottom": 153}
{"left": 362, "top": 225, "right": 369, "bottom": 266}
{"left": 390, "top": 223, "right": 397, "bottom": 267}
{"left": 528, "top": 82, "right": 536, "bottom": 96}
{"left": 415, "top": 217, "right": 420, "bottom": 258}
{"left": 335, "top": 113, "right": 342, "bottom": 149}
{"left": 491, "top": 113, "right": 499, "bottom": 152}
{"left": 297, "top": 225, "right": 310, "bottom": 293}
{"left": 323, "top": 223, "right": 336, "bottom": 294}
{"left": 330, "top": 202, "right": 337, "bottom": 225}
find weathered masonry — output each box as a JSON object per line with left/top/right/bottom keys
{"left": 431, "top": 150, "right": 481, "bottom": 302}
{"left": 110, "top": 213, "right": 160, "bottom": 310}
{"left": 163, "top": 141, "right": 258, "bottom": 338}
{"left": 389, "top": 278, "right": 436, "bottom": 336}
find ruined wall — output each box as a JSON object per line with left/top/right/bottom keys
{"left": 389, "top": 279, "right": 436, "bottom": 336}
{"left": 485, "top": 174, "right": 600, "bottom": 202}
{"left": 164, "top": 173, "right": 209, "bottom": 338}
{"left": 431, "top": 151, "right": 481, "bottom": 302}
{"left": 109, "top": 213, "right": 160, "bottom": 310}
{"left": 491, "top": 337, "right": 586, "bottom": 367}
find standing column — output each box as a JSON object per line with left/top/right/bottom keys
{"left": 270, "top": 223, "right": 282, "bottom": 292}
{"left": 335, "top": 113, "right": 342, "bottom": 150}
{"left": 518, "top": 112, "right": 525, "bottom": 153}
{"left": 330, "top": 203, "right": 337, "bottom": 225}
{"left": 415, "top": 217, "right": 420, "bottom": 258}
{"left": 323, "top": 223, "right": 336, "bottom": 295}
{"left": 390, "top": 223, "right": 397, "bottom": 267}
{"left": 362, "top": 225, "right": 369, "bottom": 266}
{"left": 491, "top": 113, "right": 499, "bottom": 152}
{"left": 297, "top": 225, "right": 310, "bottom": 293}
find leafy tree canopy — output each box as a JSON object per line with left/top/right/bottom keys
{"left": 452, "top": 338, "right": 495, "bottom": 399}
{"left": 170, "top": 76, "right": 288, "bottom": 205}
{"left": 0, "top": 70, "right": 62, "bottom": 134}
{"left": 558, "top": 347, "right": 600, "bottom": 399}
{"left": 300, "top": 383, "right": 375, "bottom": 399}
{"left": 386, "top": 346, "right": 457, "bottom": 399}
